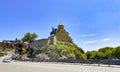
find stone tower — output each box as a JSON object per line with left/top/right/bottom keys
{"left": 55, "top": 22, "right": 70, "bottom": 42}
{"left": 58, "top": 22, "right": 64, "bottom": 30}
{"left": 48, "top": 36, "right": 56, "bottom": 45}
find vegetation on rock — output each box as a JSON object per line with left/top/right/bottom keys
{"left": 34, "top": 42, "right": 86, "bottom": 60}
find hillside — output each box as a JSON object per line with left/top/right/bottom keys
{"left": 35, "top": 42, "right": 86, "bottom": 60}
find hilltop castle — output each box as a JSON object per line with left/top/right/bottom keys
{"left": 30, "top": 22, "right": 71, "bottom": 48}
{"left": 50, "top": 22, "right": 70, "bottom": 42}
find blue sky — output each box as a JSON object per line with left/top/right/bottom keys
{"left": 0, "top": 0, "right": 120, "bottom": 51}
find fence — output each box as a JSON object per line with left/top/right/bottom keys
{"left": 18, "top": 58, "right": 120, "bottom": 67}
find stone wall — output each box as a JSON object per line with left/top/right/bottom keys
{"left": 30, "top": 36, "right": 57, "bottom": 48}
{"left": 30, "top": 39, "right": 49, "bottom": 48}
{"left": 48, "top": 36, "right": 56, "bottom": 45}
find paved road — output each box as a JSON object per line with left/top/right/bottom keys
{"left": 0, "top": 61, "right": 120, "bottom": 72}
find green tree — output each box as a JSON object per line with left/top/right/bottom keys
{"left": 86, "top": 51, "right": 97, "bottom": 60}
{"left": 96, "top": 51, "right": 105, "bottom": 59}
{"left": 99, "top": 47, "right": 113, "bottom": 59}
{"left": 99, "top": 47, "right": 113, "bottom": 53}
{"left": 105, "top": 49, "right": 113, "bottom": 58}
{"left": 114, "top": 46, "right": 120, "bottom": 59}
{"left": 89, "top": 51, "right": 97, "bottom": 60}
{"left": 86, "top": 51, "right": 91, "bottom": 59}
{"left": 14, "top": 42, "right": 23, "bottom": 55}
{"left": 69, "top": 37, "right": 73, "bottom": 43}
{"left": 21, "top": 32, "right": 38, "bottom": 43}
{"left": 27, "top": 47, "right": 34, "bottom": 57}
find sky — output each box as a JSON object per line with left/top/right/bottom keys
{"left": 0, "top": 0, "right": 120, "bottom": 51}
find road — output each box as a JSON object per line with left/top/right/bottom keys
{"left": 0, "top": 61, "right": 120, "bottom": 72}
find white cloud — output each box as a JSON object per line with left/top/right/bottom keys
{"left": 89, "top": 34, "right": 96, "bottom": 36}
{"left": 81, "top": 35, "right": 87, "bottom": 37}
{"left": 81, "top": 34, "right": 96, "bottom": 37}
{"left": 102, "top": 38, "right": 110, "bottom": 42}
{"left": 83, "top": 40, "right": 98, "bottom": 44}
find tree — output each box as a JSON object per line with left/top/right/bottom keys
{"left": 90, "top": 51, "right": 97, "bottom": 60}
{"left": 99, "top": 47, "right": 113, "bottom": 59}
{"left": 96, "top": 51, "right": 105, "bottom": 59}
{"left": 27, "top": 47, "right": 34, "bottom": 57}
{"left": 14, "top": 41, "right": 23, "bottom": 55}
{"left": 105, "top": 49, "right": 113, "bottom": 58}
{"left": 114, "top": 46, "right": 120, "bottom": 59}
{"left": 21, "top": 32, "right": 38, "bottom": 43}
{"left": 99, "top": 47, "right": 113, "bottom": 53}
{"left": 69, "top": 37, "right": 73, "bottom": 43}
{"left": 86, "top": 51, "right": 91, "bottom": 59}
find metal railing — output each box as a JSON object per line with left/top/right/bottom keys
{"left": 16, "top": 58, "right": 120, "bottom": 67}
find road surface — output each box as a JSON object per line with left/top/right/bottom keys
{"left": 0, "top": 60, "right": 120, "bottom": 72}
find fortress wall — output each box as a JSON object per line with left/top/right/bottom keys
{"left": 30, "top": 39, "right": 49, "bottom": 48}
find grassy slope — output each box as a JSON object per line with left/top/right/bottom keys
{"left": 39, "top": 42, "right": 86, "bottom": 60}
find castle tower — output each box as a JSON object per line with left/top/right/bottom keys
{"left": 55, "top": 22, "right": 70, "bottom": 42}
{"left": 58, "top": 22, "right": 64, "bottom": 31}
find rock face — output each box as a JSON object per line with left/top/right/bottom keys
{"left": 55, "top": 22, "right": 70, "bottom": 42}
